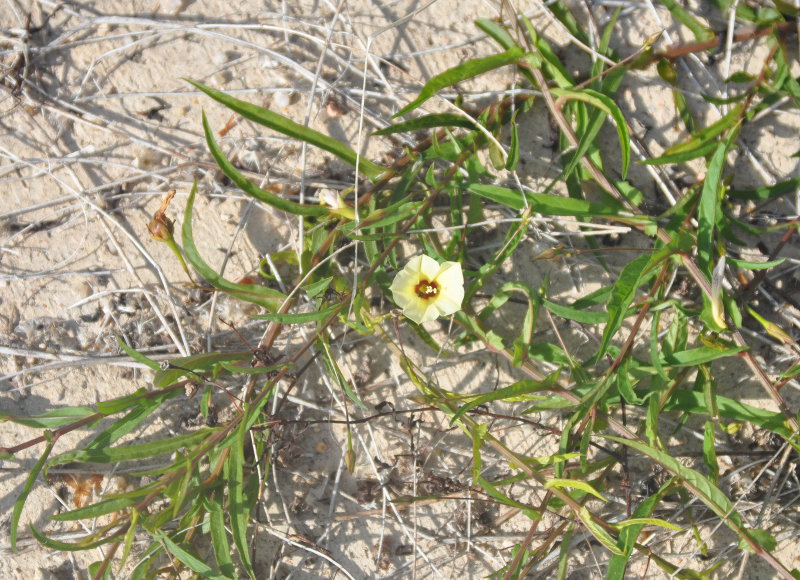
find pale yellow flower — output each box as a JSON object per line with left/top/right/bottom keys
{"left": 390, "top": 255, "right": 464, "bottom": 324}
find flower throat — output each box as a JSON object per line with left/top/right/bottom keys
{"left": 414, "top": 280, "right": 439, "bottom": 300}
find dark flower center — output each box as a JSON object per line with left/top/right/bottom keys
{"left": 414, "top": 279, "right": 439, "bottom": 300}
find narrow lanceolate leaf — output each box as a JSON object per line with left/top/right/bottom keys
{"left": 11, "top": 435, "right": 56, "bottom": 551}
{"left": 47, "top": 428, "right": 214, "bottom": 468}
{"left": 253, "top": 302, "right": 342, "bottom": 324}
{"left": 550, "top": 87, "right": 631, "bottom": 178}
{"left": 466, "top": 183, "right": 529, "bottom": 210}
{"left": 544, "top": 479, "right": 608, "bottom": 502}
{"left": 704, "top": 421, "right": 720, "bottom": 485}
{"left": 643, "top": 105, "right": 741, "bottom": 166}
{"left": 727, "top": 257, "right": 784, "bottom": 270}
{"left": 450, "top": 373, "right": 560, "bottom": 424}
{"left": 656, "top": 389, "right": 792, "bottom": 439}
{"left": 658, "top": 0, "right": 715, "bottom": 42}
{"left": 660, "top": 344, "right": 747, "bottom": 366}
{"left": 153, "top": 351, "right": 253, "bottom": 388}
{"left": 189, "top": 80, "right": 385, "bottom": 182}
{"left": 395, "top": 47, "right": 526, "bottom": 117}
{"left": 614, "top": 517, "right": 681, "bottom": 531}
{"left": 95, "top": 388, "right": 149, "bottom": 415}
{"left": 605, "top": 436, "right": 749, "bottom": 538}
{"left": 542, "top": 299, "right": 608, "bottom": 324}
{"left": 607, "top": 481, "right": 674, "bottom": 580}
{"left": 729, "top": 177, "right": 800, "bottom": 201}
{"left": 507, "top": 122, "right": 520, "bottom": 170}
{"left": 595, "top": 254, "right": 652, "bottom": 362}
{"left": 86, "top": 398, "right": 171, "bottom": 451}
{"left": 697, "top": 140, "right": 730, "bottom": 275}
{"left": 208, "top": 490, "right": 236, "bottom": 579}
{"left": 578, "top": 507, "right": 623, "bottom": 555}
{"left": 156, "top": 533, "right": 230, "bottom": 580}
{"left": 50, "top": 496, "right": 138, "bottom": 521}
{"left": 471, "top": 423, "right": 487, "bottom": 485}
{"left": 372, "top": 113, "right": 477, "bottom": 135}
{"left": 29, "top": 524, "right": 119, "bottom": 551}
{"left": 200, "top": 113, "right": 327, "bottom": 217}
{"left": 1, "top": 406, "right": 95, "bottom": 429}
{"left": 183, "top": 182, "right": 286, "bottom": 312}
{"left": 467, "top": 184, "right": 639, "bottom": 219}
{"left": 227, "top": 422, "right": 255, "bottom": 579}
{"left": 116, "top": 336, "right": 161, "bottom": 371}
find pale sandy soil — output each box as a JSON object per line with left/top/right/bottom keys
{"left": 1, "top": 1, "right": 800, "bottom": 579}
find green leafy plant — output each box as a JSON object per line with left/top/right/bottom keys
{"left": 5, "top": 3, "right": 800, "bottom": 579}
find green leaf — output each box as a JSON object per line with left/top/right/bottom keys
{"left": 605, "top": 435, "right": 780, "bottom": 548}
{"left": 729, "top": 177, "right": 800, "bottom": 201}
{"left": 578, "top": 506, "right": 623, "bottom": 555}
{"left": 517, "top": 16, "right": 573, "bottom": 88}
{"left": 372, "top": 113, "right": 476, "bottom": 135}
{"left": 302, "top": 275, "right": 334, "bottom": 299}
{"left": 208, "top": 490, "right": 236, "bottom": 578}
{"left": 545, "top": 479, "right": 608, "bottom": 502}
{"left": 660, "top": 389, "right": 791, "bottom": 438}
{"left": 607, "top": 480, "right": 675, "bottom": 580}
{"left": 29, "top": 524, "right": 119, "bottom": 551}
{"left": 87, "top": 396, "right": 174, "bottom": 451}
{"left": 200, "top": 113, "right": 327, "bottom": 217}
{"left": 467, "top": 183, "right": 529, "bottom": 210}
{"left": 658, "top": 0, "right": 715, "bottom": 42}
{"left": 50, "top": 496, "right": 138, "bottom": 521}
{"left": 253, "top": 302, "right": 341, "bottom": 324}
{"left": 116, "top": 336, "right": 161, "bottom": 371}
{"left": 703, "top": 420, "right": 720, "bottom": 485}
{"left": 739, "top": 528, "right": 778, "bottom": 552}
{"left": 120, "top": 508, "right": 139, "bottom": 576}
{"left": 95, "top": 388, "right": 148, "bottom": 415}
{"left": 48, "top": 429, "right": 215, "bottom": 467}
{"left": 227, "top": 422, "right": 255, "bottom": 579}
{"left": 183, "top": 182, "right": 286, "bottom": 311}
{"left": 550, "top": 87, "right": 631, "bottom": 178}
{"left": 88, "top": 561, "right": 112, "bottom": 580}
{"left": 467, "top": 185, "right": 643, "bottom": 221}
{"left": 471, "top": 423, "right": 487, "bottom": 484}
{"left": 643, "top": 105, "right": 741, "bottom": 166}
{"left": 614, "top": 517, "right": 681, "bottom": 531}
{"left": 727, "top": 256, "right": 784, "bottom": 270}
{"left": 11, "top": 435, "right": 55, "bottom": 551}
{"left": 640, "top": 140, "right": 719, "bottom": 166}
{"left": 189, "top": 80, "right": 384, "bottom": 182}
{"left": 154, "top": 351, "right": 252, "bottom": 388}
{"left": 451, "top": 373, "right": 560, "bottom": 424}
{"left": 156, "top": 533, "right": 230, "bottom": 580}
{"left": 661, "top": 344, "right": 747, "bottom": 366}
{"left": 395, "top": 47, "right": 526, "bottom": 117}
{"left": 476, "top": 476, "right": 539, "bottom": 515}
{"left": 605, "top": 436, "right": 750, "bottom": 537}
{"left": 475, "top": 19, "right": 516, "bottom": 51}
{"left": 542, "top": 298, "right": 607, "bottom": 324}
{"left": 697, "top": 140, "right": 730, "bottom": 274}
{"left": 595, "top": 254, "right": 651, "bottom": 362}
{"left": 0, "top": 406, "right": 95, "bottom": 429}
{"left": 507, "top": 122, "right": 520, "bottom": 170}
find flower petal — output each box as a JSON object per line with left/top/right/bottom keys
{"left": 418, "top": 255, "right": 441, "bottom": 280}
{"left": 434, "top": 261, "right": 463, "bottom": 288}
{"left": 390, "top": 268, "right": 418, "bottom": 309}
{"left": 432, "top": 294, "right": 462, "bottom": 317}
{"left": 403, "top": 301, "right": 436, "bottom": 324}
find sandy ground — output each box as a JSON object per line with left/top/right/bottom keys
{"left": 1, "top": 1, "right": 800, "bottom": 579}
